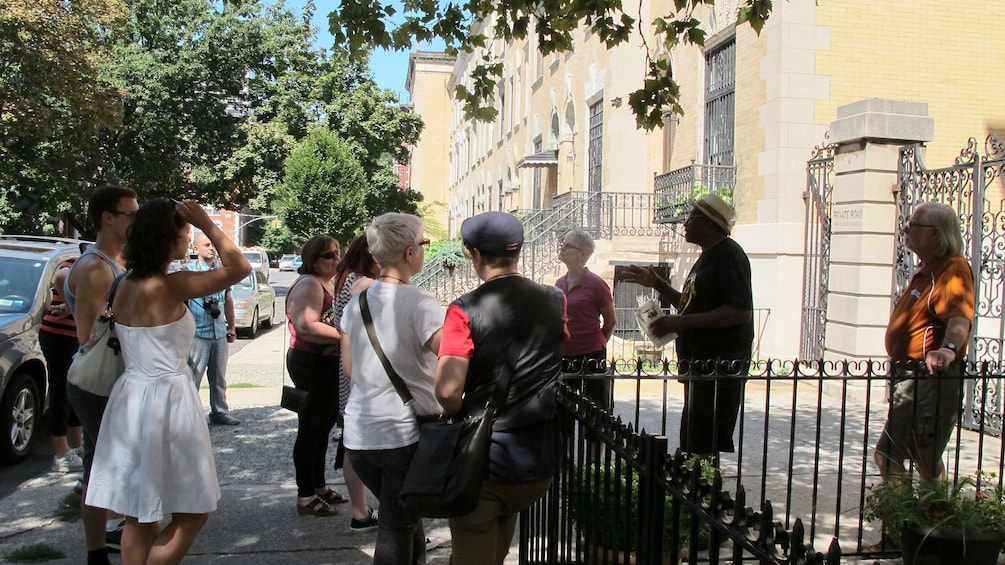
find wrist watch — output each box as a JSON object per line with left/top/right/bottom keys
{"left": 941, "top": 342, "right": 959, "bottom": 359}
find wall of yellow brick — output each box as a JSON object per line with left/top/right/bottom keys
{"left": 814, "top": 0, "right": 1005, "bottom": 168}
{"left": 733, "top": 25, "right": 768, "bottom": 227}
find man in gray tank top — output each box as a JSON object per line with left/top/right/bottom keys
{"left": 64, "top": 185, "right": 137, "bottom": 565}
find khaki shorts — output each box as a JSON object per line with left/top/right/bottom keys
{"left": 875, "top": 362, "right": 963, "bottom": 468}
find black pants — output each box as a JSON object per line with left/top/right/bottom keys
{"left": 287, "top": 348, "right": 340, "bottom": 497}
{"left": 39, "top": 330, "right": 81, "bottom": 436}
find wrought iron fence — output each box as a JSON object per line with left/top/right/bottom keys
{"left": 654, "top": 162, "right": 737, "bottom": 223}
{"left": 519, "top": 359, "right": 1005, "bottom": 564}
{"left": 801, "top": 142, "right": 836, "bottom": 360}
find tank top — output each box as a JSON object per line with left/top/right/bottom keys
{"left": 286, "top": 275, "right": 338, "bottom": 356}
{"left": 63, "top": 248, "right": 124, "bottom": 318}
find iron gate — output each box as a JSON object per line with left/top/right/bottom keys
{"left": 800, "top": 142, "right": 837, "bottom": 359}
{"left": 897, "top": 134, "right": 1005, "bottom": 433}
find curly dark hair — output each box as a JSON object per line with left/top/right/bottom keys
{"left": 298, "top": 235, "right": 339, "bottom": 276}
{"left": 124, "top": 198, "right": 187, "bottom": 278}
{"left": 333, "top": 234, "right": 376, "bottom": 291}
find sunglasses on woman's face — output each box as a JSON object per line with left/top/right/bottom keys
{"left": 318, "top": 251, "right": 339, "bottom": 259}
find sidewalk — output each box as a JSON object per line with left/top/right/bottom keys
{"left": 0, "top": 326, "right": 474, "bottom": 564}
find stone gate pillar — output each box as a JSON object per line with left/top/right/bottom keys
{"left": 825, "top": 99, "right": 934, "bottom": 361}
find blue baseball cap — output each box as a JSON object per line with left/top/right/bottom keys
{"left": 461, "top": 212, "right": 524, "bottom": 256}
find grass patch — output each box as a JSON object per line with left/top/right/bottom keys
{"left": 202, "top": 382, "right": 257, "bottom": 389}
{"left": 4, "top": 543, "right": 65, "bottom": 562}
{"left": 55, "top": 492, "right": 81, "bottom": 522}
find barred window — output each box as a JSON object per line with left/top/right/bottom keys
{"left": 704, "top": 38, "right": 735, "bottom": 166}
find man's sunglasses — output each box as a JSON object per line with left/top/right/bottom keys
{"left": 318, "top": 251, "right": 339, "bottom": 259}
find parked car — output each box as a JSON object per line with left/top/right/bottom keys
{"left": 278, "top": 254, "right": 297, "bottom": 271}
{"left": 293, "top": 255, "right": 303, "bottom": 271}
{"left": 231, "top": 269, "right": 275, "bottom": 338}
{"left": 241, "top": 247, "right": 270, "bottom": 282}
{"left": 0, "top": 235, "right": 88, "bottom": 464}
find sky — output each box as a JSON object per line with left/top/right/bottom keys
{"left": 284, "top": 1, "right": 446, "bottom": 104}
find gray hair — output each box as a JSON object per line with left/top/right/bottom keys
{"left": 917, "top": 202, "right": 965, "bottom": 257}
{"left": 563, "top": 229, "right": 596, "bottom": 257}
{"left": 365, "top": 213, "right": 424, "bottom": 266}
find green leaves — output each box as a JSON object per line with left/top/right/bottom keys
{"left": 326, "top": 0, "right": 772, "bottom": 132}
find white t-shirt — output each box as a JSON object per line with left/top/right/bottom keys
{"left": 340, "top": 281, "right": 445, "bottom": 450}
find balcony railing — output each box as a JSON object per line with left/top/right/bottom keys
{"left": 654, "top": 162, "right": 736, "bottom": 223}
{"left": 417, "top": 192, "right": 668, "bottom": 305}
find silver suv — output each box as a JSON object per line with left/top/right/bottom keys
{"left": 0, "top": 235, "right": 87, "bottom": 464}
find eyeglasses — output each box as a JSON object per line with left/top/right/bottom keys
{"left": 685, "top": 212, "right": 706, "bottom": 223}
{"left": 110, "top": 210, "right": 137, "bottom": 217}
{"left": 906, "top": 222, "right": 937, "bottom": 231}
{"left": 415, "top": 239, "right": 431, "bottom": 248}
{"left": 318, "top": 251, "right": 339, "bottom": 259}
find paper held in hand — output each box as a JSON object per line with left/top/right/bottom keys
{"left": 635, "top": 297, "right": 677, "bottom": 348}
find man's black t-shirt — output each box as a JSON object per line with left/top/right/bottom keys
{"left": 675, "top": 237, "right": 754, "bottom": 363}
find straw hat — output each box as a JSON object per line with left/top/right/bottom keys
{"left": 692, "top": 194, "right": 735, "bottom": 234}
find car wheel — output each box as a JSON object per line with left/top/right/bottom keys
{"left": 261, "top": 303, "right": 274, "bottom": 329}
{"left": 0, "top": 372, "right": 40, "bottom": 464}
{"left": 248, "top": 307, "right": 259, "bottom": 338}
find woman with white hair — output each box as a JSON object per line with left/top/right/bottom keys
{"left": 339, "top": 213, "right": 444, "bottom": 565}
{"left": 556, "top": 229, "right": 616, "bottom": 410}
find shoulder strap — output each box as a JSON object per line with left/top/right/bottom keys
{"left": 359, "top": 289, "right": 415, "bottom": 407}
{"left": 105, "top": 272, "right": 128, "bottom": 318}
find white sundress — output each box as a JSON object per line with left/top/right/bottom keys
{"left": 85, "top": 312, "right": 221, "bottom": 523}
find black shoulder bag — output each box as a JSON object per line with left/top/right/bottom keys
{"left": 359, "top": 289, "right": 513, "bottom": 518}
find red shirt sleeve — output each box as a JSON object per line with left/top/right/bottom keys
{"left": 438, "top": 303, "right": 474, "bottom": 359}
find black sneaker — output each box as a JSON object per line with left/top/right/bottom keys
{"left": 105, "top": 520, "right": 125, "bottom": 553}
{"left": 72, "top": 479, "right": 83, "bottom": 496}
{"left": 349, "top": 508, "right": 378, "bottom": 533}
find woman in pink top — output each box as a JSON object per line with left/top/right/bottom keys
{"left": 285, "top": 235, "right": 345, "bottom": 516}
{"left": 556, "top": 229, "right": 616, "bottom": 411}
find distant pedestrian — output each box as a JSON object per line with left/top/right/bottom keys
{"left": 876, "top": 202, "right": 974, "bottom": 481}
{"left": 85, "top": 199, "right": 250, "bottom": 564}
{"left": 285, "top": 235, "right": 346, "bottom": 516}
{"left": 340, "top": 213, "right": 443, "bottom": 565}
{"left": 623, "top": 193, "right": 753, "bottom": 458}
{"left": 186, "top": 232, "right": 240, "bottom": 426}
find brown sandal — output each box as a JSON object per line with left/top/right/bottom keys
{"left": 297, "top": 496, "right": 338, "bottom": 517}
{"left": 319, "top": 489, "right": 349, "bottom": 505}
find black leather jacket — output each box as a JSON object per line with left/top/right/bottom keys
{"left": 453, "top": 276, "right": 566, "bottom": 431}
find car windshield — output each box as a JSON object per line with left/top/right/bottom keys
{"left": 281, "top": 255, "right": 295, "bottom": 261}
{"left": 233, "top": 273, "right": 256, "bottom": 291}
{"left": 242, "top": 252, "right": 262, "bottom": 263}
{"left": 0, "top": 257, "right": 45, "bottom": 314}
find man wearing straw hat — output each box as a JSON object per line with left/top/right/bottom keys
{"left": 623, "top": 193, "right": 753, "bottom": 458}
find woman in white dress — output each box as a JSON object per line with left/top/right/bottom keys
{"left": 85, "top": 199, "right": 250, "bottom": 565}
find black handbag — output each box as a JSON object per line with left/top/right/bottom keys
{"left": 400, "top": 406, "right": 497, "bottom": 517}
{"left": 359, "top": 289, "right": 513, "bottom": 517}
{"left": 280, "top": 385, "right": 309, "bottom": 413}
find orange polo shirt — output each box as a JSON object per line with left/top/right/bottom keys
{"left": 885, "top": 254, "right": 974, "bottom": 361}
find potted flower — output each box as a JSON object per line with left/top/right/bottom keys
{"left": 864, "top": 472, "right": 1005, "bottom": 565}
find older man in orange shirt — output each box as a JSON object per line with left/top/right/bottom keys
{"left": 876, "top": 202, "right": 974, "bottom": 481}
